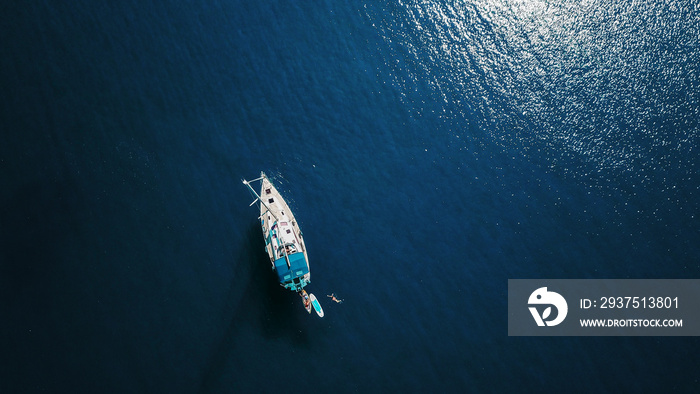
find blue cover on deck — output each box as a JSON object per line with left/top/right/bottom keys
{"left": 273, "top": 252, "right": 309, "bottom": 283}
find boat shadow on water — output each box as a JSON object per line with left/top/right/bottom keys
{"left": 234, "top": 224, "right": 315, "bottom": 338}
{"left": 230, "top": 223, "right": 311, "bottom": 345}
{"left": 251, "top": 231, "right": 312, "bottom": 345}
{"left": 198, "top": 223, "right": 311, "bottom": 392}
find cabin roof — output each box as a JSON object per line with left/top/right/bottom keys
{"left": 273, "top": 252, "right": 309, "bottom": 283}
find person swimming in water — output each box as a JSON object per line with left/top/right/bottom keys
{"left": 327, "top": 293, "right": 343, "bottom": 304}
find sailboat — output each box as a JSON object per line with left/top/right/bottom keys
{"left": 243, "top": 172, "right": 323, "bottom": 317}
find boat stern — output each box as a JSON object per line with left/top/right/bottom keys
{"left": 273, "top": 252, "right": 311, "bottom": 291}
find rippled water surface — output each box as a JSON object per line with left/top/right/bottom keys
{"left": 2, "top": 0, "right": 699, "bottom": 392}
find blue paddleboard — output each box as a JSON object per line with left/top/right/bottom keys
{"left": 309, "top": 293, "right": 324, "bottom": 317}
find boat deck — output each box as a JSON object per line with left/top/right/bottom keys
{"left": 259, "top": 176, "right": 309, "bottom": 272}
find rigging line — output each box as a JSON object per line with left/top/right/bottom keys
{"left": 244, "top": 174, "right": 291, "bottom": 269}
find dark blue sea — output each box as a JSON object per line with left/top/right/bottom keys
{"left": 2, "top": 0, "right": 699, "bottom": 392}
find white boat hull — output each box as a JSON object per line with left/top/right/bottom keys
{"left": 244, "top": 172, "right": 311, "bottom": 292}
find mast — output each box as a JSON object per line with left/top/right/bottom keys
{"left": 242, "top": 173, "right": 292, "bottom": 269}
{"left": 242, "top": 174, "right": 277, "bottom": 222}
